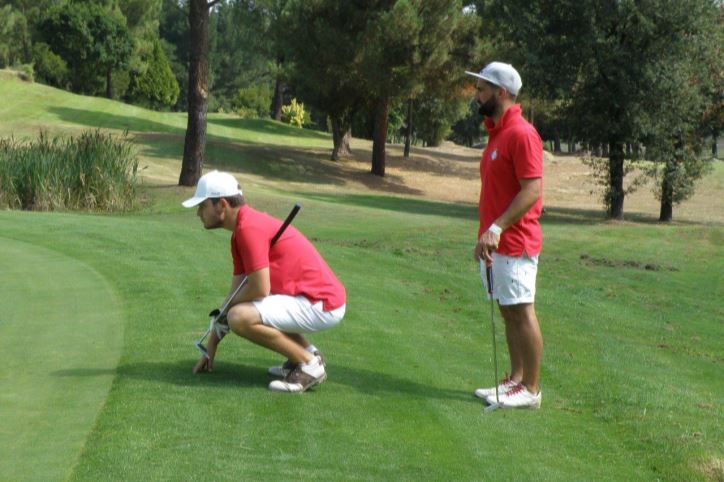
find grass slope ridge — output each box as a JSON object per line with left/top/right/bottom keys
{"left": 0, "top": 71, "right": 330, "bottom": 148}
{"left": 0, "top": 236, "right": 123, "bottom": 481}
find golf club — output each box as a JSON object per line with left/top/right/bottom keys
{"left": 194, "top": 203, "right": 301, "bottom": 358}
{"left": 483, "top": 264, "right": 501, "bottom": 412}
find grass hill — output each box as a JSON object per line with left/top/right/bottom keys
{"left": 0, "top": 71, "right": 722, "bottom": 481}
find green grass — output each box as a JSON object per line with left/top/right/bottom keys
{"left": 0, "top": 72, "right": 722, "bottom": 481}
{"left": 0, "top": 70, "right": 330, "bottom": 149}
{"left": 0, "top": 236, "right": 123, "bottom": 481}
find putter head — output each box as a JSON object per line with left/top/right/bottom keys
{"left": 195, "top": 341, "right": 210, "bottom": 359}
{"left": 484, "top": 402, "right": 501, "bottom": 412}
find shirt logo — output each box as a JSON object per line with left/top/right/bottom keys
{"left": 491, "top": 149, "right": 498, "bottom": 161}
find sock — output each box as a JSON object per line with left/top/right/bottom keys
{"left": 300, "top": 355, "right": 323, "bottom": 376}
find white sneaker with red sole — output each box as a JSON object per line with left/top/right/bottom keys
{"left": 486, "top": 383, "right": 541, "bottom": 409}
{"left": 474, "top": 375, "right": 516, "bottom": 400}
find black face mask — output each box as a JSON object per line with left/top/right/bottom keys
{"left": 477, "top": 96, "right": 497, "bottom": 117}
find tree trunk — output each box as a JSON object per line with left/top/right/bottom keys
{"left": 658, "top": 158, "right": 675, "bottom": 222}
{"left": 106, "top": 68, "right": 113, "bottom": 99}
{"left": 607, "top": 141, "right": 625, "bottom": 220}
{"left": 554, "top": 132, "right": 561, "bottom": 152}
{"left": 659, "top": 137, "right": 684, "bottom": 222}
{"left": 179, "top": 0, "right": 211, "bottom": 187}
{"left": 403, "top": 98, "right": 413, "bottom": 158}
{"left": 371, "top": 96, "right": 390, "bottom": 176}
{"left": 529, "top": 104, "right": 535, "bottom": 127}
{"left": 331, "top": 115, "right": 351, "bottom": 161}
{"left": 713, "top": 131, "right": 719, "bottom": 158}
{"left": 271, "top": 61, "right": 284, "bottom": 121}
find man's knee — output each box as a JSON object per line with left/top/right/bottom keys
{"left": 500, "top": 303, "right": 536, "bottom": 325}
{"left": 227, "top": 303, "right": 263, "bottom": 335}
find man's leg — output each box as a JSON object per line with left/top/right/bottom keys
{"left": 226, "top": 303, "right": 313, "bottom": 364}
{"left": 502, "top": 307, "right": 524, "bottom": 383}
{"left": 499, "top": 303, "right": 543, "bottom": 394}
{"left": 286, "top": 333, "right": 311, "bottom": 350}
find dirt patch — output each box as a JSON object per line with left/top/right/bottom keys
{"left": 699, "top": 457, "right": 724, "bottom": 482}
{"left": 136, "top": 132, "right": 724, "bottom": 225}
{"left": 579, "top": 254, "right": 678, "bottom": 272}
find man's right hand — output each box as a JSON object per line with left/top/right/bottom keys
{"left": 192, "top": 332, "right": 219, "bottom": 374}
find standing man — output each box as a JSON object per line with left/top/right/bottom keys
{"left": 182, "top": 170, "right": 346, "bottom": 393}
{"left": 466, "top": 62, "right": 544, "bottom": 409}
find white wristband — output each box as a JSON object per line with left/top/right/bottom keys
{"left": 488, "top": 223, "right": 503, "bottom": 235}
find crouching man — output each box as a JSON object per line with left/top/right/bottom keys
{"left": 183, "top": 170, "right": 346, "bottom": 393}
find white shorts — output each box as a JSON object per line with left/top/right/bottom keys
{"left": 480, "top": 252, "right": 538, "bottom": 306}
{"left": 252, "top": 295, "right": 345, "bottom": 334}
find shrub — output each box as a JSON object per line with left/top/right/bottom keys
{"left": 16, "top": 63, "right": 33, "bottom": 82}
{"left": 31, "top": 42, "right": 68, "bottom": 88}
{"left": 126, "top": 40, "right": 180, "bottom": 110}
{"left": 281, "top": 98, "right": 310, "bottom": 128}
{"left": 0, "top": 130, "right": 138, "bottom": 212}
{"left": 235, "top": 107, "right": 260, "bottom": 119}
{"left": 231, "top": 84, "right": 272, "bottom": 118}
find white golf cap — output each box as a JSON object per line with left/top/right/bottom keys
{"left": 181, "top": 170, "right": 243, "bottom": 208}
{"left": 465, "top": 62, "right": 522, "bottom": 96}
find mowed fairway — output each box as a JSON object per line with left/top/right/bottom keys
{"left": 0, "top": 72, "right": 722, "bottom": 481}
{"left": 0, "top": 236, "right": 123, "bottom": 481}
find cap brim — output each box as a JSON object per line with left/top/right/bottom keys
{"left": 181, "top": 196, "right": 207, "bottom": 208}
{"left": 465, "top": 70, "right": 498, "bottom": 85}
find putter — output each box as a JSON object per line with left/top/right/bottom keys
{"left": 194, "top": 203, "right": 301, "bottom": 358}
{"left": 484, "top": 264, "right": 501, "bottom": 412}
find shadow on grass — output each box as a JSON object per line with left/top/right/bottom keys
{"left": 207, "top": 116, "right": 330, "bottom": 140}
{"left": 541, "top": 206, "right": 714, "bottom": 226}
{"left": 133, "top": 134, "right": 424, "bottom": 195}
{"left": 46, "top": 107, "right": 329, "bottom": 147}
{"left": 47, "top": 106, "right": 185, "bottom": 136}
{"left": 298, "top": 192, "right": 477, "bottom": 220}
{"left": 53, "top": 360, "right": 476, "bottom": 403}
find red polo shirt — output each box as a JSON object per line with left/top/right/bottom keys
{"left": 231, "top": 205, "right": 346, "bottom": 311}
{"left": 479, "top": 104, "right": 543, "bottom": 256}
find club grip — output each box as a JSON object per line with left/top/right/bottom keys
{"left": 485, "top": 266, "right": 493, "bottom": 295}
{"left": 270, "top": 203, "right": 301, "bottom": 246}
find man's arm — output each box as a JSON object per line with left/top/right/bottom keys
{"left": 226, "top": 268, "right": 271, "bottom": 306}
{"left": 192, "top": 269, "right": 271, "bottom": 373}
{"left": 474, "top": 177, "right": 542, "bottom": 263}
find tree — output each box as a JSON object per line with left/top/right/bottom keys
{"left": 280, "top": 0, "right": 368, "bottom": 160}
{"left": 39, "top": 3, "right": 132, "bottom": 98}
{"left": 0, "top": 5, "right": 31, "bottom": 68}
{"left": 449, "top": 98, "right": 485, "bottom": 147}
{"left": 126, "top": 38, "right": 180, "bottom": 109}
{"left": 179, "top": 0, "right": 221, "bottom": 187}
{"left": 640, "top": 1, "right": 721, "bottom": 221}
{"left": 159, "top": 0, "right": 190, "bottom": 111}
{"left": 207, "top": 0, "right": 285, "bottom": 114}
{"left": 479, "top": 0, "right": 721, "bottom": 219}
{"left": 359, "top": 1, "right": 470, "bottom": 176}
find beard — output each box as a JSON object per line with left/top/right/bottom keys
{"left": 477, "top": 96, "right": 498, "bottom": 117}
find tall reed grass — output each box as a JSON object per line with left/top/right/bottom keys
{"left": 0, "top": 130, "right": 138, "bottom": 211}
